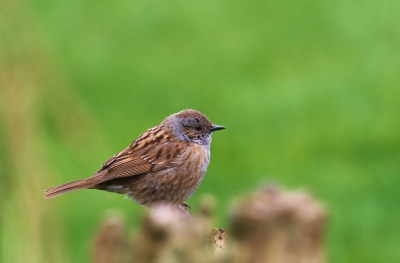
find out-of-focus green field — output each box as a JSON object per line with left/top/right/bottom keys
{"left": 1, "top": 0, "right": 399, "bottom": 262}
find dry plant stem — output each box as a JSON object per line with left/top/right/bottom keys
{"left": 92, "top": 216, "right": 129, "bottom": 263}
{"left": 1, "top": 2, "right": 97, "bottom": 263}
{"left": 92, "top": 204, "right": 219, "bottom": 263}
{"left": 209, "top": 228, "right": 228, "bottom": 253}
{"left": 91, "top": 187, "right": 327, "bottom": 263}
{"left": 230, "top": 186, "right": 326, "bottom": 263}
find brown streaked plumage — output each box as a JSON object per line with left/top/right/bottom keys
{"left": 44, "top": 109, "right": 225, "bottom": 207}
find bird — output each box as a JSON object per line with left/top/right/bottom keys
{"left": 44, "top": 109, "right": 225, "bottom": 207}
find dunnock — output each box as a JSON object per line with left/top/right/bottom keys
{"left": 45, "top": 109, "right": 225, "bottom": 207}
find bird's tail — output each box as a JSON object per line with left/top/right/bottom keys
{"left": 44, "top": 177, "right": 99, "bottom": 198}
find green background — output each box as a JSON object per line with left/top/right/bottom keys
{"left": 1, "top": 0, "right": 399, "bottom": 262}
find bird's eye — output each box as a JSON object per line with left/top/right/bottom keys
{"left": 194, "top": 125, "right": 202, "bottom": 131}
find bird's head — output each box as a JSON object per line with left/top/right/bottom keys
{"left": 164, "top": 109, "right": 225, "bottom": 145}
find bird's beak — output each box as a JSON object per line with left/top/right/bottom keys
{"left": 209, "top": 125, "right": 225, "bottom": 132}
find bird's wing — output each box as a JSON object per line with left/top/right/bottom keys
{"left": 92, "top": 139, "right": 186, "bottom": 184}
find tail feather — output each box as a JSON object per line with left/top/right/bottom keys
{"left": 44, "top": 177, "right": 99, "bottom": 199}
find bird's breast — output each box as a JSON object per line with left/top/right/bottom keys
{"left": 175, "top": 143, "right": 210, "bottom": 200}
{"left": 183, "top": 143, "right": 210, "bottom": 172}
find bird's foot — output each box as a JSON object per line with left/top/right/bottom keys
{"left": 179, "top": 202, "right": 190, "bottom": 217}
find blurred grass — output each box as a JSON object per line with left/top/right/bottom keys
{"left": 1, "top": 0, "right": 400, "bottom": 262}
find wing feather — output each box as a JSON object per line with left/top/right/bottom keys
{"left": 93, "top": 139, "right": 185, "bottom": 185}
